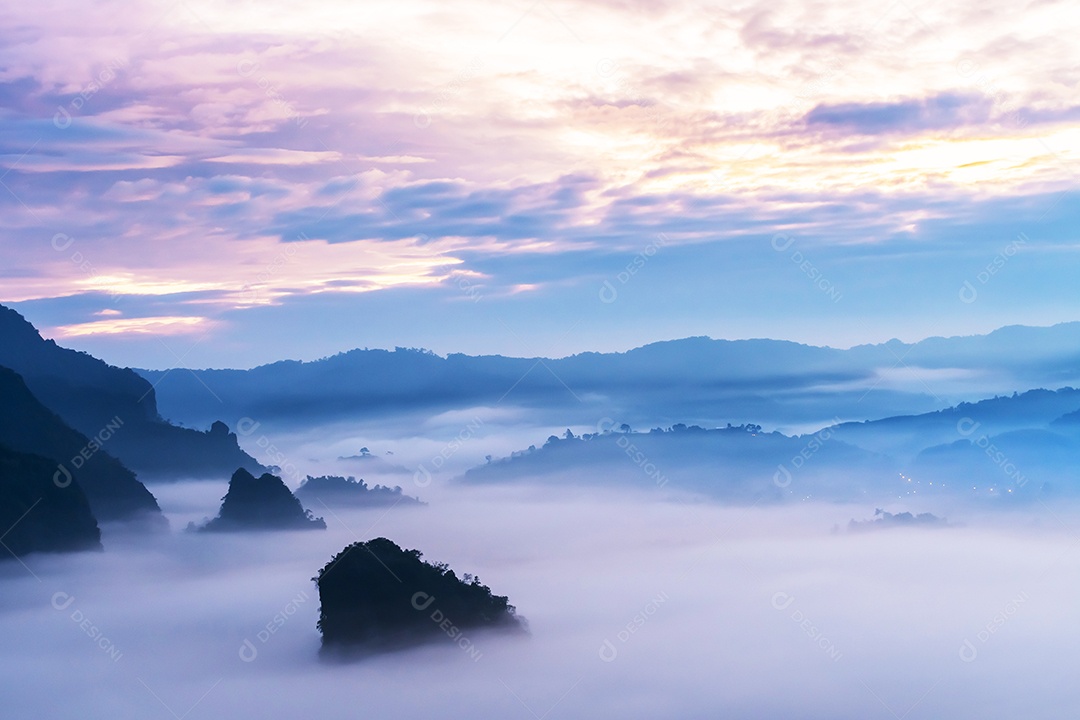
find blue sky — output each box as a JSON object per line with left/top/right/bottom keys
{"left": 1, "top": 0, "right": 1078, "bottom": 368}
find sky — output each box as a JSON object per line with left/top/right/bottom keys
{"left": 1, "top": 0, "right": 1079, "bottom": 369}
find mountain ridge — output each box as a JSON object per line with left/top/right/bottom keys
{"left": 131, "top": 320, "right": 1080, "bottom": 430}
{"left": 0, "top": 305, "right": 264, "bottom": 481}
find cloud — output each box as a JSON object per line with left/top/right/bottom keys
{"left": 804, "top": 93, "right": 994, "bottom": 136}
{"left": 0, "top": 0, "right": 1079, "bottom": 364}
{"left": 205, "top": 148, "right": 342, "bottom": 166}
{"left": 52, "top": 315, "right": 216, "bottom": 337}
{"left": 0, "top": 484, "right": 1073, "bottom": 719}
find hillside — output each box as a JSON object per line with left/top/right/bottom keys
{"left": 0, "top": 305, "right": 263, "bottom": 480}
{"left": 0, "top": 444, "right": 102, "bottom": 557}
{"left": 0, "top": 366, "right": 162, "bottom": 522}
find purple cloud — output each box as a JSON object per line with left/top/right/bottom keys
{"left": 804, "top": 92, "right": 994, "bottom": 135}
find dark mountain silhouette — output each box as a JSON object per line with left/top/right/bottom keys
{"left": 315, "top": 537, "right": 524, "bottom": 655}
{"left": 295, "top": 475, "right": 424, "bottom": 508}
{"left": 137, "top": 322, "right": 1080, "bottom": 431}
{"left": 193, "top": 468, "right": 325, "bottom": 532}
{"left": 0, "top": 305, "right": 263, "bottom": 481}
{"left": 0, "top": 366, "right": 161, "bottom": 523}
{"left": 462, "top": 423, "right": 899, "bottom": 502}
{"left": 0, "top": 444, "right": 102, "bottom": 557}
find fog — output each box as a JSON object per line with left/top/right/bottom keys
{"left": 230, "top": 407, "right": 608, "bottom": 486}
{"left": 3, "top": 474, "right": 1079, "bottom": 719}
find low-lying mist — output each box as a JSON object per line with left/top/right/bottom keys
{"left": 3, "top": 475, "right": 1079, "bottom": 719}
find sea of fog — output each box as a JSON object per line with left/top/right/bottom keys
{"left": 3, "top": 477, "right": 1080, "bottom": 719}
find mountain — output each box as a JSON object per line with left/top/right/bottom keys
{"left": 908, "top": 428, "right": 1070, "bottom": 498}
{"left": 847, "top": 509, "right": 950, "bottom": 532}
{"left": 193, "top": 468, "right": 326, "bottom": 532}
{"left": 459, "top": 405, "right": 1079, "bottom": 503}
{"left": 295, "top": 475, "right": 425, "bottom": 508}
{"left": 335, "top": 453, "right": 412, "bottom": 476}
{"left": 315, "top": 537, "right": 524, "bottom": 655}
{"left": 137, "top": 323, "right": 1080, "bottom": 433}
{"left": 134, "top": 339, "right": 883, "bottom": 429}
{"left": 845, "top": 323, "right": 1080, "bottom": 380}
{"left": 807, "top": 388, "right": 1080, "bottom": 499}
{"left": 0, "top": 444, "right": 102, "bottom": 557}
{"left": 0, "top": 366, "right": 161, "bottom": 523}
{"left": 462, "top": 423, "right": 899, "bottom": 502}
{"left": 827, "top": 387, "right": 1080, "bottom": 461}
{"left": 1052, "top": 407, "right": 1080, "bottom": 426}
{"left": 0, "top": 305, "right": 263, "bottom": 480}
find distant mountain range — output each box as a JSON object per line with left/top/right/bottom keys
{"left": 466, "top": 387, "right": 1080, "bottom": 503}
{"left": 462, "top": 423, "right": 899, "bottom": 502}
{"left": 135, "top": 323, "right": 1080, "bottom": 432}
{"left": 6, "top": 300, "right": 1080, "bottom": 512}
{"left": 0, "top": 305, "right": 263, "bottom": 481}
{"left": 827, "top": 387, "right": 1080, "bottom": 461}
